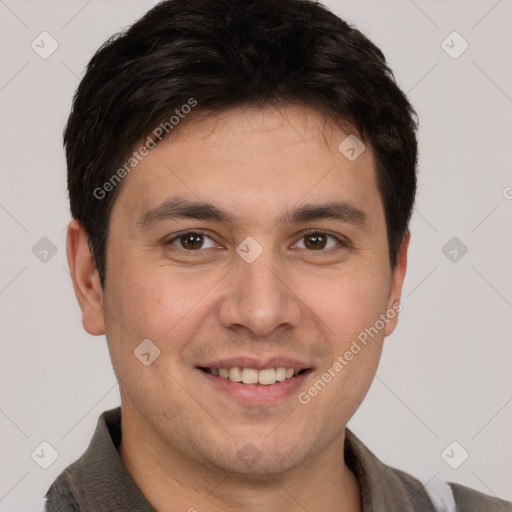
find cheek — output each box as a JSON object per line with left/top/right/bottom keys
{"left": 309, "top": 264, "right": 390, "bottom": 341}
{"left": 326, "top": 266, "right": 390, "bottom": 394}
{"left": 104, "top": 260, "right": 224, "bottom": 348}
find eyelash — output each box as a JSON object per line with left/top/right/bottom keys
{"left": 165, "top": 229, "right": 348, "bottom": 253}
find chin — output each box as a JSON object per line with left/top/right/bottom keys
{"left": 202, "top": 436, "right": 312, "bottom": 479}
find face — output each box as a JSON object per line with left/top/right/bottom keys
{"left": 70, "top": 104, "right": 408, "bottom": 478}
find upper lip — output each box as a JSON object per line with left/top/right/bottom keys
{"left": 197, "top": 356, "right": 312, "bottom": 371}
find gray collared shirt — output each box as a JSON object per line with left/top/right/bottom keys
{"left": 44, "top": 407, "right": 512, "bottom": 511}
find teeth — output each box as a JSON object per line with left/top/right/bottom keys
{"left": 229, "top": 367, "right": 242, "bottom": 382}
{"left": 241, "top": 368, "right": 259, "bottom": 384}
{"left": 275, "top": 367, "right": 287, "bottom": 381}
{"left": 258, "top": 368, "right": 276, "bottom": 385}
{"left": 207, "top": 367, "right": 303, "bottom": 385}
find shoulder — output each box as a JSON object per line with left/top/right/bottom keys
{"left": 344, "top": 428, "right": 512, "bottom": 511}
{"left": 449, "top": 482, "right": 512, "bottom": 512}
{"left": 44, "top": 468, "right": 80, "bottom": 512}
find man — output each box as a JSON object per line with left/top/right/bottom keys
{"left": 44, "top": 0, "right": 512, "bottom": 510}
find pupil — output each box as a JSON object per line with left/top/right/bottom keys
{"left": 182, "top": 233, "right": 203, "bottom": 250}
{"left": 305, "top": 234, "right": 326, "bottom": 250}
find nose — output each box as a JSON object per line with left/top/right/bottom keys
{"left": 217, "top": 244, "right": 303, "bottom": 337}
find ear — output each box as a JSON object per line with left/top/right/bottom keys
{"left": 384, "top": 230, "right": 410, "bottom": 337}
{"left": 66, "top": 219, "right": 106, "bottom": 336}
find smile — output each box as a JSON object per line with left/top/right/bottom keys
{"left": 200, "top": 367, "right": 308, "bottom": 385}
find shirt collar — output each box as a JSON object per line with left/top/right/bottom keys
{"left": 65, "top": 407, "right": 435, "bottom": 511}
{"left": 344, "top": 428, "right": 435, "bottom": 511}
{"left": 64, "top": 407, "right": 157, "bottom": 511}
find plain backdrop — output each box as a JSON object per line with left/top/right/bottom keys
{"left": 1, "top": 0, "right": 511, "bottom": 510}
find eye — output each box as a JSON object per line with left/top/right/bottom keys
{"left": 292, "top": 230, "right": 346, "bottom": 251}
{"left": 165, "top": 230, "right": 347, "bottom": 253}
{"left": 166, "top": 231, "right": 218, "bottom": 251}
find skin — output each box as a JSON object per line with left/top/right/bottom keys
{"left": 67, "top": 104, "right": 409, "bottom": 512}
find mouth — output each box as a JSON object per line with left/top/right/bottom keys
{"left": 198, "top": 366, "right": 310, "bottom": 385}
{"left": 196, "top": 358, "right": 313, "bottom": 404}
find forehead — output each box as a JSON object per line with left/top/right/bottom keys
{"left": 111, "top": 104, "right": 383, "bottom": 228}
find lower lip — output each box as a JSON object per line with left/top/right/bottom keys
{"left": 198, "top": 369, "right": 311, "bottom": 404}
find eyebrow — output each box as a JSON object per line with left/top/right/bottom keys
{"left": 136, "top": 196, "right": 369, "bottom": 231}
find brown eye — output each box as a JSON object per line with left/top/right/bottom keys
{"left": 293, "top": 231, "right": 344, "bottom": 251}
{"left": 304, "top": 233, "right": 328, "bottom": 250}
{"left": 180, "top": 233, "right": 204, "bottom": 250}
{"left": 167, "top": 232, "right": 217, "bottom": 251}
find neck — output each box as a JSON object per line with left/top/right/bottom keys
{"left": 118, "top": 407, "right": 361, "bottom": 512}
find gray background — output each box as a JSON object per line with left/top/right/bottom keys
{"left": 1, "top": 0, "right": 511, "bottom": 510}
